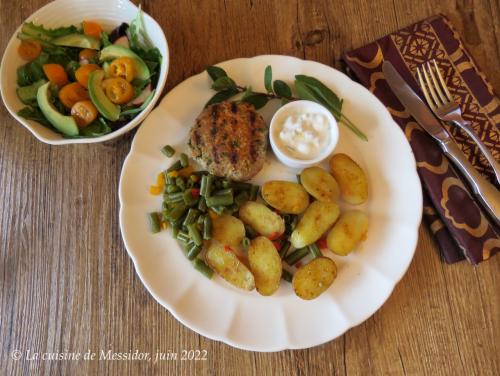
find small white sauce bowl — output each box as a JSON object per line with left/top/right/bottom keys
{"left": 269, "top": 100, "right": 339, "bottom": 169}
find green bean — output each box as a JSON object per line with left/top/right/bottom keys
{"left": 147, "top": 212, "right": 161, "bottom": 233}
{"left": 308, "top": 244, "right": 322, "bottom": 258}
{"left": 176, "top": 176, "right": 186, "bottom": 190}
{"left": 197, "top": 213, "right": 206, "bottom": 227}
{"left": 249, "top": 185, "right": 259, "bottom": 201}
{"left": 282, "top": 269, "right": 293, "bottom": 282}
{"left": 234, "top": 191, "right": 249, "bottom": 206}
{"left": 180, "top": 153, "right": 189, "bottom": 167}
{"left": 193, "top": 170, "right": 208, "bottom": 176}
{"left": 285, "top": 215, "right": 298, "bottom": 235}
{"left": 162, "top": 201, "right": 169, "bottom": 211}
{"left": 186, "top": 179, "right": 194, "bottom": 189}
{"left": 166, "top": 191, "right": 184, "bottom": 203}
{"left": 167, "top": 160, "right": 182, "bottom": 172}
{"left": 176, "top": 230, "right": 190, "bottom": 243}
{"left": 166, "top": 184, "right": 180, "bottom": 193}
{"left": 187, "top": 243, "right": 202, "bottom": 260}
{"left": 284, "top": 247, "right": 309, "bottom": 265}
{"left": 200, "top": 175, "right": 214, "bottom": 197}
{"left": 171, "top": 224, "right": 180, "bottom": 238}
{"left": 197, "top": 197, "right": 207, "bottom": 212}
{"left": 161, "top": 145, "right": 175, "bottom": 157}
{"left": 187, "top": 223, "right": 203, "bottom": 246}
{"left": 233, "top": 182, "right": 252, "bottom": 191}
{"left": 165, "top": 173, "right": 176, "bottom": 185}
{"left": 183, "top": 208, "right": 199, "bottom": 227}
{"left": 244, "top": 224, "right": 257, "bottom": 239}
{"left": 183, "top": 189, "right": 199, "bottom": 207}
{"left": 242, "top": 236, "right": 250, "bottom": 250}
{"left": 203, "top": 215, "right": 212, "bottom": 240}
{"left": 193, "top": 259, "right": 214, "bottom": 279}
{"left": 168, "top": 202, "right": 187, "bottom": 221}
{"left": 214, "top": 188, "right": 233, "bottom": 196}
{"left": 280, "top": 241, "right": 291, "bottom": 259}
{"left": 214, "top": 179, "right": 224, "bottom": 189}
{"left": 206, "top": 192, "right": 233, "bottom": 207}
{"left": 211, "top": 206, "right": 225, "bottom": 216}
{"left": 222, "top": 179, "right": 233, "bottom": 188}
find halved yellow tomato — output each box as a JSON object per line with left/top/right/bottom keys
{"left": 71, "top": 100, "right": 98, "bottom": 128}
{"left": 108, "top": 57, "right": 135, "bottom": 82}
{"left": 102, "top": 77, "right": 134, "bottom": 104}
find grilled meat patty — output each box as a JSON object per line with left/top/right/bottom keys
{"left": 188, "top": 101, "right": 268, "bottom": 181}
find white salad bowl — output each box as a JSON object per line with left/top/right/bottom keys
{"left": 0, "top": 0, "right": 169, "bottom": 145}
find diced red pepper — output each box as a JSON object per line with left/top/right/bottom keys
{"left": 316, "top": 237, "right": 328, "bottom": 250}
{"left": 224, "top": 245, "right": 232, "bottom": 252}
{"left": 272, "top": 241, "right": 282, "bottom": 251}
{"left": 191, "top": 188, "right": 201, "bottom": 198}
{"left": 268, "top": 231, "right": 281, "bottom": 241}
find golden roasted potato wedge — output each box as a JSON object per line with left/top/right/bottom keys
{"left": 205, "top": 240, "right": 255, "bottom": 291}
{"left": 300, "top": 166, "right": 340, "bottom": 202}
{"left": 327, "top": 211, "right": 369, "bottom": 256}
{"left": 290, "top": 201, "right": 339, "bottom": 248}
{"left": 248, "top": 236, "right": 282, "bottom": 296}
{"left": 261, "top": 181, "right": 309, "bottom": 214}
{"left": 293, "top": 257, "right": 337, "bottom": 300}
{"left": 212, "top": 214, "right": 245, "bottom": 247}
{"left": 239, "top": 201, "right": 285, "bottom": 238}
{"left": 329, "top": 154, "right": 368, "bottom": 204}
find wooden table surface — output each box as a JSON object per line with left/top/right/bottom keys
{"left": 1, "top": 0, "right": 499, "bottom": 375}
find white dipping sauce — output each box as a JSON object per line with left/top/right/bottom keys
{"left": 276, "top": 112, "right": 331, "bottom": 159}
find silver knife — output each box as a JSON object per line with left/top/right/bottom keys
{"left": 382, "top": 61, "right": 500, "bottom": 228}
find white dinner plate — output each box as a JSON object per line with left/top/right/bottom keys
{"left": 119, "top": 55, "right": 422, "bottom": 352}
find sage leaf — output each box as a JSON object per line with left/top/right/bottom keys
{"left": 241, "top": 86, "right": 253, "bottom": 101}
{"left": 205, "top": 88, "right": 239, "bottom": 107}
{"left": 242, "top": 94, "right": 269, "bottom": 110}
{"left": 212, "top": 76, "right": 237, "bottom": 91}
{"left": 264, "top": 65, "right": 273, "bottom": 93}
{"left": 295, "top": 75, "right": 342, "bottom": 111}
{"left": 207, "top": 66, "right": 228, "bottom": 81}
{"left": 294, "top": 80, "right": 317, "bottom": 102}
{"left": 273, "top": 80, "right": 292, "bottom": 98}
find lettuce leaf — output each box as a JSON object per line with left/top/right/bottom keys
{"left": 17, "top": 106, "right": 52, "bottom": 127}
{"left": 21, "top": 22, "right": 78, "bottom": 41}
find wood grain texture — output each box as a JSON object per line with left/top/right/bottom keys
{"left": 1, "top": 0, "right": 499, "bottom": 375}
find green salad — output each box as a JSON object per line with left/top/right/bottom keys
{"left": 15, "top": 9, "right": 162, "bottom": 138}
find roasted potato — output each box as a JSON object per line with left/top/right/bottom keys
{"left": 327, "top": 211, "right": 369, "bottom": 256}
{"left": 205, "top": 240, "right": 255, "bottom": 290}
{"left": 290, "top": 201, "right": 340, "bottom": 248}
{"left": 212, "top": 214, "right": 245, "bottom": 247}
{"left": 239, "top": 201, "right": 285, "bottom": 238}
{"left": 300, "top": 166, "right": 340, "bottom": 202}
{"left": 329, "top": 154, "right": 368, "bottom": 204}
{"left": 262, "top": 181, "right": 309, "bottom": 214}
{"left": 248, "top": 236, "right": 282, "bottom": 296}
{"left": 293, "top": 257, "right": 337, "bottom": 300}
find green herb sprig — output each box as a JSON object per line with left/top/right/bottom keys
{"left": 205, "top": 65, "right": 367, "bottom": 141}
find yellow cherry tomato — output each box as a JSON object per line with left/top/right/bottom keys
{"left": 102, "top": 78, "right": 134, "bottom": 104}
{"left": 71, "top": 100, "right": 98, "bottom": 128}
{"left": 108, "top": 57, "right": 135, "bottom": 82}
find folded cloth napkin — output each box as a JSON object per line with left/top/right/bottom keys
{"left": 343, "top": 14, "right": 499, "bottom": 264}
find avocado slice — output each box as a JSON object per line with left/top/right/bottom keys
{"left": 36, "top": 82, "right": 79, "bottom": 136}
{"left": 17, "top": 79, "right": 47, "bottom": 105}
{"left": 52, "top": 34, "right": 100, "bottom": 50}
{"left": 99, "top": 45, "right": 150, "bottom": 80}
{"left": 88, "top": 70, "right": 120, "bottom": 121}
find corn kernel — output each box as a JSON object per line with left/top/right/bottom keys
{"left": 167, "top": 171, "right": 179, "bottom": 178}
{"left": 149, "top": 185, "right": 162, "bottom": 195}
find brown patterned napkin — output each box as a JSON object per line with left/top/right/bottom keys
{"left": 343, "top": 14, "right": 499, "bottom": 264}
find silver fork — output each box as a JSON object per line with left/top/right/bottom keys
{"left": 417, "top": 60, "right": 500, "bottom": 185}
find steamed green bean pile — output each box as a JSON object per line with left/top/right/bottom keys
{"left": 148, "top": 145, "right": 260, "bottom": 278}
